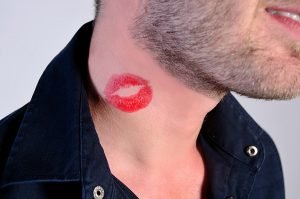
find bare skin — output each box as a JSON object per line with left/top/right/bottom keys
{"left": 88, "top": 2, "right": 218, "bottom": 198}
{"left": 88, "top": 0, "right": 300, "bottom": 198}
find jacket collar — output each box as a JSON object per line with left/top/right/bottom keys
{"left": 1, "top": 21, "right": 95, "bottom": 187}
{"left": 1, "top": 21, "right": 265, "bottom": 188}
{"left": 201, "top": 94, "right": 265, "bottom": 169}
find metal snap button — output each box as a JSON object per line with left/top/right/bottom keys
{"left": 245, "top": 145, "right": 258, "bottom": 157}
{"left": 93, "top": 186, "right": 105, "bottom": 199}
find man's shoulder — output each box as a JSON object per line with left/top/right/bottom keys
{"left": 0, "top": 104, "right": 28, "bottom": 175}
{"left": 0, "top": 104, "right": 28, "bottom": 136}
{"left": 0, "top": 104, "right": 28, "bottom": 127}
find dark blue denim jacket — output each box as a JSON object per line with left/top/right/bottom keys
{"left": 0, "top": 22, "right": 285, "bottom": 199}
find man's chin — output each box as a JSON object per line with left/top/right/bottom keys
{"left": 234, "top": 88, "right": 300, "bottom": 101}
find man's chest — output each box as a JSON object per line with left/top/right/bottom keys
{"left": 115, "top": 180, "right": 204, "bottom": 199}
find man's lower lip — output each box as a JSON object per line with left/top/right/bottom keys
{"left": 104, "top": 74, "right": 153, "bottom": 112}
{"left": 266, "top": 8, "right": 300, "bottom": 40}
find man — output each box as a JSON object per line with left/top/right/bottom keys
{"left": 1, "top": 0, "right": 299, "bottom": 198}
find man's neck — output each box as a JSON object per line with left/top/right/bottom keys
{"left": 88, "top": 26, "right": 220, "bottom": 169}
{"left": 86, "top": 2, "right": 225, "bottom": 197}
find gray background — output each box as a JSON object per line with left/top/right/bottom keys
{"left": 1, "top": 1, "right": 299, "bottom": 198}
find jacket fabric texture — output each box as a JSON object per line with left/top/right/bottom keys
{"left": 0, "top": 22, "right": 285, "bottom": 199}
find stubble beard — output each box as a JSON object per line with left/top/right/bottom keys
{"left": 130, "top": 0, "right": 300, "bottom": 100}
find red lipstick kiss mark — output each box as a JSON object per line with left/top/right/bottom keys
{"left": 104, "top": 73, "right": 153, "bottom": 113}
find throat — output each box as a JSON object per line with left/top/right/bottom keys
{"left": 109, "top": 148, "right": 206, "bottom": 199}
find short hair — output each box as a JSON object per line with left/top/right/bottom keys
{"left": 95, "top": 0, "right": 101, "bottom": 18}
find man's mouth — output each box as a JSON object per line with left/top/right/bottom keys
{"left": 267, "top": 8, "right": 300, "bottom": 22}
{"left": 266, "top": 7, "right": 300, "bottom": 40}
